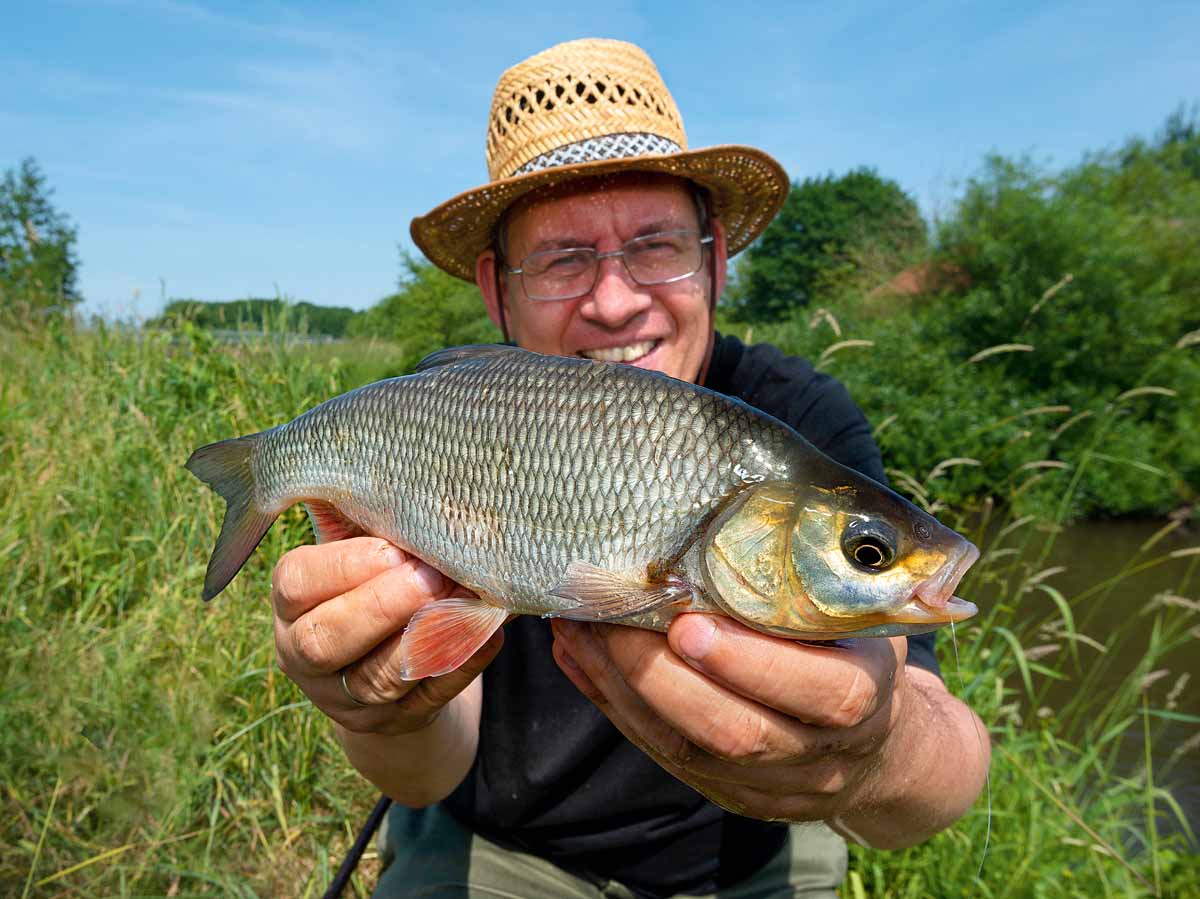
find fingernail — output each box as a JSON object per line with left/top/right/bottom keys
{"left": 676, "top": 615, "right": 717, "bottom": 665}
{"left": 381, "top": 545, "right": 405, "bottom": 568}
{"left": 411, "top": 562, "right": 445, "bottom": 596}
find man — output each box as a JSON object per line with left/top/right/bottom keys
{"left": 271, "top": 39, "right": 989, "bottom": 898}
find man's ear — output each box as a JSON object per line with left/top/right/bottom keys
{"left": 710, "top": 217, "right": 729, "bottom": 304}
{"left": 476, "top": 249, "right": 507, "bottom": 332}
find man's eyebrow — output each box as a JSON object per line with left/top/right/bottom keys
{"left": 523, "top": 218, "right": 692, "bottom": 255}
{"left": 632, "top": 218, "right": 686, "bottom": 237}
{"left": 527, "top": 237, "right": 588, "bottom": 253}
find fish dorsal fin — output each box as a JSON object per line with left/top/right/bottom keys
{"left": 414, "top": 344, "right": 525, "bottom": 373}
{"left": 548, "top": 561, "right": 693, "bottom": 621}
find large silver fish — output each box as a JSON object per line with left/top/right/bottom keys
{"left": 187, "top": 344, "right": 979, "bottom": 680}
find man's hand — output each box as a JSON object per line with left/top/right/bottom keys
{"left": 271, "top": 537, "right": 503, "bottom": 737}
{"left": 549, "top": 614, "right": 989, "bottom": 849}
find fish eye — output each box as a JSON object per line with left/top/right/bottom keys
{"left": 841, "top": 520, "right": 898, "bottom": 572}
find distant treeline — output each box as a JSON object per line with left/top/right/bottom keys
{"left": 151, "top": 298, "right": 358, "bottom": 337}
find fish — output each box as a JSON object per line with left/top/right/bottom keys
{"left": 186, "top": 344, "right": 979, "bottom": 681}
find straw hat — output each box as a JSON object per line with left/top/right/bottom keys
{"left": 410, "top": 38, "right": 791, "bottom": 281}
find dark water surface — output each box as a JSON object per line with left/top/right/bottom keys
{"left": 965, "top": 517, "right": 1199, "bottom": 837}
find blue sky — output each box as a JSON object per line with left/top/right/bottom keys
{"left": 5, "top": 0, "right": 1198, "bottom": 319}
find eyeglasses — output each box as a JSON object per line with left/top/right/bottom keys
{"left": 505, "top": 230, "right": 713, "bottom": 302}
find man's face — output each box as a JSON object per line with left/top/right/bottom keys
{"left": 479, "top": 175, "right": 725, "bottom": 384}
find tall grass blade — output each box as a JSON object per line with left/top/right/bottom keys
{"left": 21, "top": 776, "right": 61, "bottom": 899}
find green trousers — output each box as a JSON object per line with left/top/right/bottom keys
{"left": 373, "top": 802, "right": 846, "bottom": 899}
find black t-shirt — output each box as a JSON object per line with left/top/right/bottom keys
{"left": 442, "top": 334, "right": 940, "bottom": 896}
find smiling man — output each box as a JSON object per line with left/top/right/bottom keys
{"left": 269, "top": 39, "right": 990, "bottom": 898}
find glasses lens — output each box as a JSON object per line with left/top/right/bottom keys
{"left": 521, "top": 248, "right": 595, "bottom": 301}
{"left": 624, "top": 231, "right": 702, "bottom": 285}
{"left": 516, "top": 230, "right": 707, "bottom": 301}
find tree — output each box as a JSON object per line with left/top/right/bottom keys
{"left": 0, "top": 158, "right": 81, "bottom": 311}
{"left": 349, "top": 252, "right": 500, "bottom": 370}
{"left": 729, "top": 168, "right": 926, "bottom": 321}
{"left": 152, "top": 298, "right": 358, "bottom": 336}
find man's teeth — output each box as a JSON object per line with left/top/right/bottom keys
{"left": 581, "top": 340, "right": 656, "bottom": 363}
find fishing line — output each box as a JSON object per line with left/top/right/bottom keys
{"left": 949, "top": 618, "right": 992, "bottom": 880}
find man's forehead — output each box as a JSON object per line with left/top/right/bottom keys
{"left": 504, "top": 172, "right": 699, "bottom": 243}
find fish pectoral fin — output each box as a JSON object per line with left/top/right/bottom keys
{"left": 304, "top": 500, "right": 366, "bottom": 544}
{"left": 549, "top": 561, "right": 691, "bottom": 621}
{"left": 398, "top": 595, "right": 508, "bottom": 681}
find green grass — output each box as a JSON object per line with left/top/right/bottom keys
{"left": 2, "top": 314, "right": 1198, "bottom": 897}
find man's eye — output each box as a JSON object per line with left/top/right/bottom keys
{"left": 548, "top": 252, "right": 589, "bottom": 270}
{"left": 531, "top": 252, "right": 589, "bottom": 274}
{"left": 633, "top": 239, "right": 682, "bottom": 257}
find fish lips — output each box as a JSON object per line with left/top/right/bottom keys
{"left": 891, "top": 541, "right": 981, "bottom": 625}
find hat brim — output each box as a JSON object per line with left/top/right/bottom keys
{"left": 410, "top": 145, "right": 790, "bottom": 282}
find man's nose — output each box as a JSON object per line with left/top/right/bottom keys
{"left": 580, "top": 256, "right": 651, "bottom": 327}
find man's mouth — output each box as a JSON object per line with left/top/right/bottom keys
{"left": 580, "top": 339, "right": 658, "bottom": 363}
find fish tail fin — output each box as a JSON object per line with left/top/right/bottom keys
{"left": 186, "top": 434, "right": 277, "bottom": 602}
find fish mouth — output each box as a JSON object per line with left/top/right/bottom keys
{"left": 893, "top": 541, "right": 981, "bottom": 625}
{"left": 579, "top": 339, "right": 659, "bottom": 364}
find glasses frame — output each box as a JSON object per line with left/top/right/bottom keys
{"left": 505, "top": 229, "right": 714, "bottom": 302}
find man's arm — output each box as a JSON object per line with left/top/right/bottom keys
{"left": 549, "top": 613, "right": 989, "bottom": 848}
{"left": 829, "top": 665, "right": 989, "bottom": 848}
{"left": 271, "top": 538, "right": 501, "bottom": 807}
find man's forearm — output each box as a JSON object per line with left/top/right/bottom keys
{"left": 334, "top": 679, "right": 483, "bottom": 807}
{"left": 831, "top": 666, "right": 991, "bottom": 850}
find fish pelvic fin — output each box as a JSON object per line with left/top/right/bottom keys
{"left": 399, "top": 596, "right": 508, "bottom": 680}
{"left": 549, "top": 561, "right": 694, "bottom": 621}
{"left": 185, "top": 435, "right": 276, "bottom": 602}
{"left": 304, "top": 500, "right": 366, "bottom": 544}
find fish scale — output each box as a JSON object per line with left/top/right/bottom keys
{"left": 251, "top": 346, "right": 785, "bottom": 614}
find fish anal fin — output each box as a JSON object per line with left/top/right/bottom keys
{"left": 549, "top": 560, "right": 694, "bottom": 622}
{"left": 415, "top": 344, "right": 523, "bottom": 373}
{"left": 304, "top": 500, "right": 366, "bottom": 544}
{"left": 398, "top": 595, "right": 508, "bottom": 680}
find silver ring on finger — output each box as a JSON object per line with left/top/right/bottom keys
{"left": 340, "top": 668, "right": 370, "bottom": 707}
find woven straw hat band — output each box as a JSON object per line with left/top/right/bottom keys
{"left": 487, "top": 39, "right": 688, "bottom": 181}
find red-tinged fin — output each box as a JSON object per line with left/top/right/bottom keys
{"left": 304, "top": 500, "right": 366, "bottom": 544}
{"left": 549, "top": 560, "right": 691, "bottom": 621}
{"left": 185, "top": 435, "right": 276, "bottom": 602}
{"left": 398, "top": 596, "right": 508, "bottom": 680}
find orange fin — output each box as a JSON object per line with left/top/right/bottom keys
{"left": 398, "top": 596, "right": 508, "bottom": 680}
{"left": 549, "top": 561, "right": 692, "bottom": 621}
{"left": 304, "top": 500, "right": 366, "bottom": 544}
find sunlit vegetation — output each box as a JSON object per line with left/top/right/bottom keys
{"left": 2, "top": 110, "right": 1197, "bottom": 896}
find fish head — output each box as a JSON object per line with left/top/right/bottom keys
{"left": 701, "top": 477, "right": 979, "bottom": 639}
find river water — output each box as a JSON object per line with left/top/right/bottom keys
{"left": 965, "top": 516, "right": 1199, "bottom": 837}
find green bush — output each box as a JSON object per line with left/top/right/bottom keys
{"left": 728, "top": 168, "right": 926, "bottom": 322}
{"left": 721, "top": 121, "right": 1200, "bottom": 521}
{"left": 348, "top": 253, "right": 500, "bottom": 373}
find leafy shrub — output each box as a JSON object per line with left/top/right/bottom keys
{"left": 348, "top": 253, "right": 500, "bottom": 373}
{"left": 721, "top": 121, "right": 1200, "bottom": 521}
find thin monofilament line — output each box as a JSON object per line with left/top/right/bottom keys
{"left": 950, "top": 619, "right": 991, "bottom": 879}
